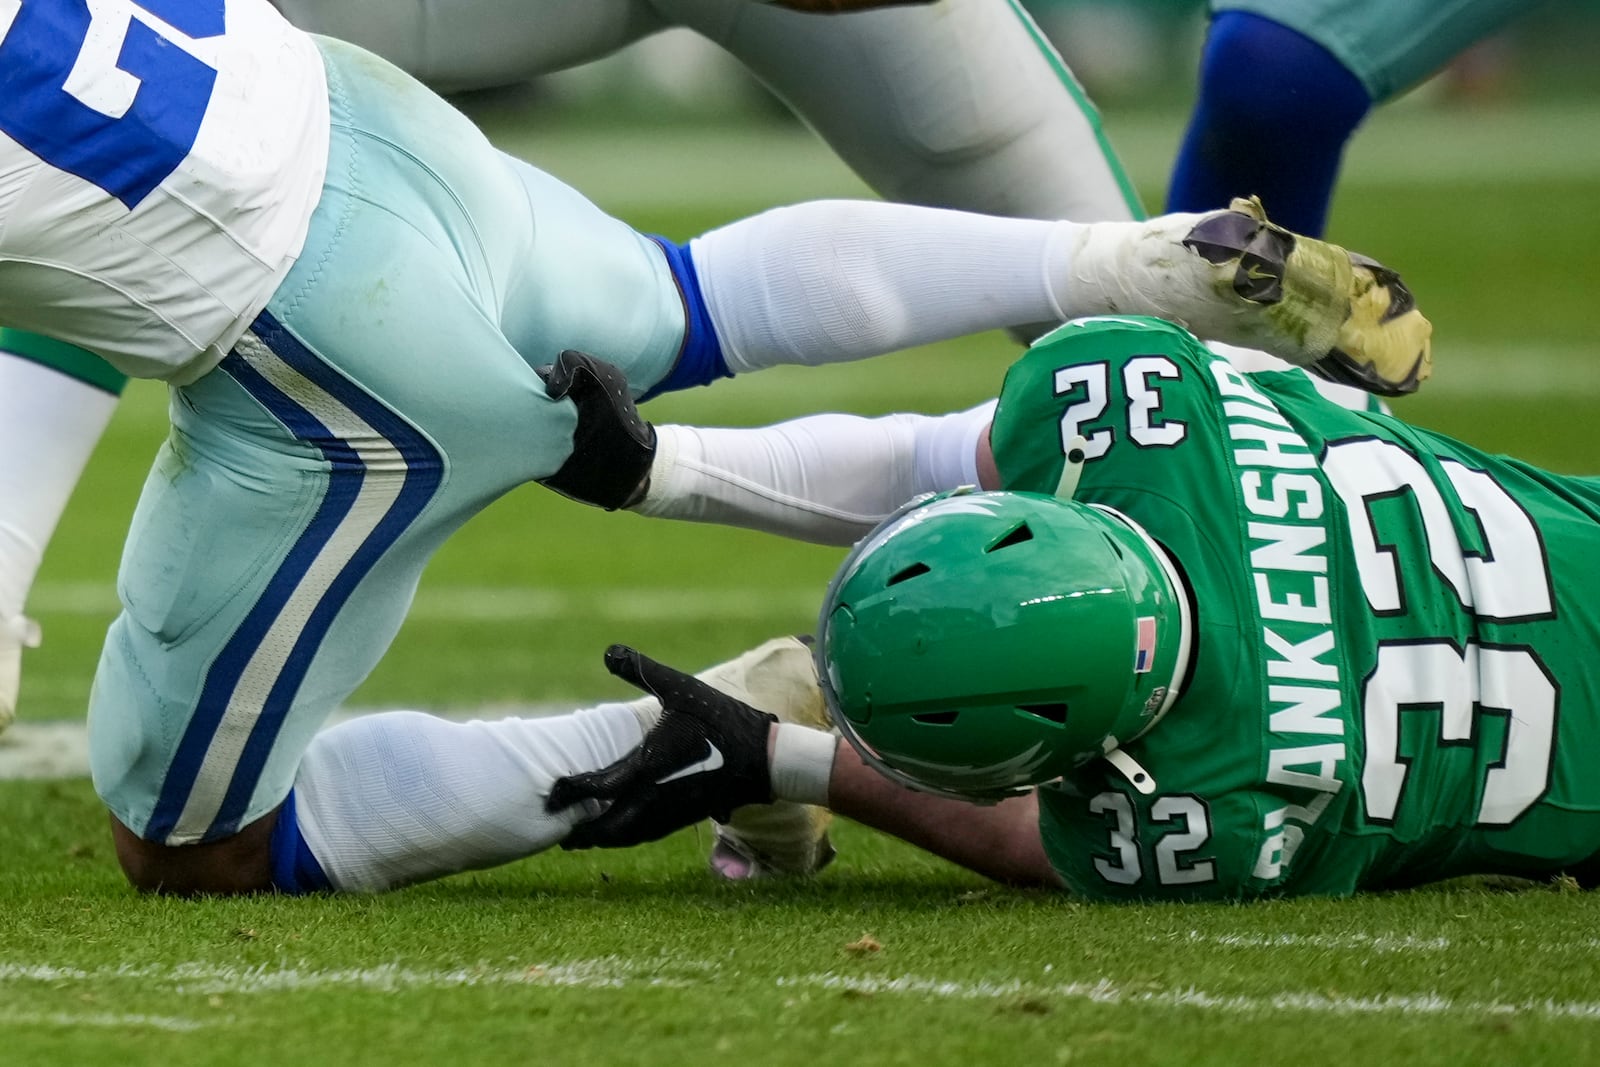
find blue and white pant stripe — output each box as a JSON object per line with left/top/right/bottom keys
{"left": 145, "top": 311, "right": 443, "bottom": 844}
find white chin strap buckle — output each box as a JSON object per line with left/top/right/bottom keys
{"left": 1104, "top": 748, "right": 1156, "bottom": 795}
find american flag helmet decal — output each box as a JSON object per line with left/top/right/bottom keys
{"left": 1133, "top": 616, "right": 1157, "bottom": 674}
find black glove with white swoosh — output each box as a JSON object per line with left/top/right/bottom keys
{"left": 547, "top": 645, "right": 778, "bottom": 849}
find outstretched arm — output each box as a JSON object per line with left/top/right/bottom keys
{"left": 826, "top": 741, "right": 1063, "bottom": 888}
{"left": 548, "top": 646, "right": 1062, "bottom": 889}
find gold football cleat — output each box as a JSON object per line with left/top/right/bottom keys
{"left": 694, "top": 636, "right": 836, "bottom": 880}
{"left": 1179, "top": 196, "right": 1433, "bottom": 397}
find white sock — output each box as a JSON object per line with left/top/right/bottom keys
{"left": 0, "top": 355, "right": 119, "bottom": 617}
{"left": 291, "top": 704, "right": 647, "bottom": 893}
{"left": 635, "top": 401, "right": 995, "bottom": 546}
{"left": 690, "top": 200, "right": 1079, "bottom": 372}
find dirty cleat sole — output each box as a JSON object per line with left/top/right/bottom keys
{"left": 1178, "top": 197, "right": 1432, "bottom": 397}
{"left": 691, "top": 636, "right": 836, "bottom": 880}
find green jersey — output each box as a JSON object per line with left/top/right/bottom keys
{"left": 990, "top": 316, "right": 1600, "bottom": 901}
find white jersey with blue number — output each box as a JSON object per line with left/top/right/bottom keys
{"left": 0, "top": 0, "right": 328, "bottom": 383}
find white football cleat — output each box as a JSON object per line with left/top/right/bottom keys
{"left": 1067, "top": 195, "right": 1432, "bottom": 397}
{"left": 689, "top": 636, "right": 836, "bottom": 880}
{"left": 0, "top": 614, "right": 41, "bottom": 735}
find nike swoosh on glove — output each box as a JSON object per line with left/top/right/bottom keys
{"left": 547, "top": 645, "right": 777, "bottom": 849}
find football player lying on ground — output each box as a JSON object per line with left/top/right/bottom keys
{"left": 546, "top": 314, "right": 1600, "bottom": 900}
{"left": 0, "top": 0, "right": 1426, "bottom": 895}
{"left": 0, "top": 0, "right": 1153, "bottom": 733}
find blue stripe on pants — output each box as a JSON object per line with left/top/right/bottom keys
{"left": 146, "top": 311, "right": 443, "bottom": 842}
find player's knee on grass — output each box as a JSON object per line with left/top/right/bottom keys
{"left": 109, "top": 810, "right": 277, "bottom": 896}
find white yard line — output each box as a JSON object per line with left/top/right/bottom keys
{"left": 489, "top": 103, "right": 1600, "bottom": 213}
{"left": 3, "top": 958, "right": 1600, "bottom": 1024}
{"left": 19, "top": 583, "right": 822, "bottom": 622}
{"left": 782, "top": 972, "right": 1600, "bottom": 1021}
{"left": 0, "top": 708, "right": 572, "bottom": 781}
{"left": 1408, "top": 343, "right": 1600, "bottom": 399}
{"left": 1167, "top": 931, "right": 1455, "bottom": 953}
{"left": 0, "top": 1009, "right": 211, "bottom": 1032}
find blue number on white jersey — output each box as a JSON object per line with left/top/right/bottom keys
{"left": 0, "top": 0, "right": 225, "bottom": 208}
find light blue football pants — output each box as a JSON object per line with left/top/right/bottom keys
{"left": 89, "top": 36, "right": 688, "bottom": 846}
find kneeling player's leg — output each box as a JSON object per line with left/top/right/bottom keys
{"left": 288, "top": 636, "right": 831, "bottom": 892}
{"left": 93, "top": 40, "right": 708, "bottom": 895}
{"left": 281, "top": 705, "right": 652, "bottom": 893}
{"left": 0, "top": 334, "right": 124, "bottom": 729}
{"left": 89, "top": 292, "right": 604, "bottom": 894}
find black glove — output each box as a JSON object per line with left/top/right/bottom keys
{"left": 547, "top": 645, "right": 777, "bottom": 849}
{"left": 536, "top": 350, "right": 655, "bottom": 510}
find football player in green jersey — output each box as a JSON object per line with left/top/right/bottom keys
{"left": 548, "top": 313, "right": 1600, "bottom": 901}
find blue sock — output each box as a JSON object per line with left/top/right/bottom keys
{"left": 640, "top": 236, "right": 729, "bottom": 402}
{"left": 1165, "top": 11, "right": 1372, "bottom": 237}
{"left": 268, "top": 788, "right": 332, "bottom": 895}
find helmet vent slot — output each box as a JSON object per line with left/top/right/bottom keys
{"left": 887, "top": 562, "right": 931, "bottom": 586}
{"left": 986, "top": 522, "right": 1034, "bottom": 553}
{"left": 911, "top": 710, "right": 960, "bottom": 726}
{"left": 1016, "top": 702, "right": 1069, "bottom": 725}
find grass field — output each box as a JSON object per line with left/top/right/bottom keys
{"left": 4, "top": 96, "right": 1600, "bottom": 1064}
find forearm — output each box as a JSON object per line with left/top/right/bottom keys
{"left": 633, "top": 403, "right": 994, "bottom": 545}
{"left": 825, "top": 742, "right": 1064, "bottom": 889}
{"left": 767, "top": 722, "right": 1062, "bottom": 888}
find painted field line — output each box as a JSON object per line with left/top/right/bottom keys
{"left": 1411, "top": 343, "right": 1600, "bottom": 399}
{"left": 780, "top": 972, "right": 1600, "bottom": 1022}
{"left": 486, "top": 102, "right": 1600, "bottom": 214}
{"left": 0, "top": 1009, "right": 211, "bottom": 1032}
{"left": 22, "top": 583, "right": 822, "bottom": 622}
{"left": 6, "top": 958, "right": 1600, "bottom": 1024}
{"left": 0, "top": 707, "right": 569, "bottom": 781}
{"left": 1169, "top": 931, "right": 1454, "bottom": 953}
{"left": 0, "top": 958, "right": 685, "bottom": 994}
{"left": 1166, "top": 930, "right": 1600, "bottom": 956}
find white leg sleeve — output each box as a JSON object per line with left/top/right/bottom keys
{"left": 691, "top": 200, "right": 1078, "bottom": 373}
{"left": 0, "top": 354, "right": 118, "bottom": 617}
{"left": 291, "top": 704, "right": 648, "bottom": 893}
{"left": 634, "top": 402, "right": 996, "bottom": 546}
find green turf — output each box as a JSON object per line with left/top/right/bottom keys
{"left": 7, "top": 779, "right": 1600, "bottom": 1064}
{"left": 5, "top": 102, "right": 1600, "bottom": 1062}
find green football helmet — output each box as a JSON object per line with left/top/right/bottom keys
{"left": 817, "top": 489, "right": 1191, "bottom": 801}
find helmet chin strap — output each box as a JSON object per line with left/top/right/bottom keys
{"left": 1103, "top": 749, "right": 1157, "bottom": 796}
{"left": 1053, "top": 435, "right": 1090, "bottom": 502}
